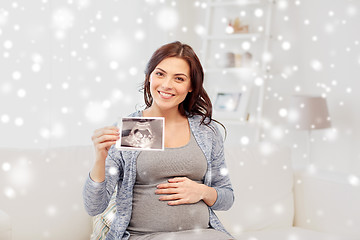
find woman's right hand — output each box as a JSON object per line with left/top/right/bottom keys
{"left": 91, "top": 126, "right": 120, "bottom": 163}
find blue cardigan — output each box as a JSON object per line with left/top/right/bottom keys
{"left": 83, "top": 111, "right": 235, "bottom": 240}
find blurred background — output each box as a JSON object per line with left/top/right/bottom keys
{"left": 1, "top": 0, "right": 360, "bottom": 239}
{"left": 1, "top": 0, "right": 359, "bottom": 173}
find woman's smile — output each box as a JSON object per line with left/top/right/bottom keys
{"left": 158, "top": 90, "right": 175, "bottom": 99}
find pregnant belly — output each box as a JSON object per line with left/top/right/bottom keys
{"left": 128, "top": 184, "right": 210, "bottom": 233}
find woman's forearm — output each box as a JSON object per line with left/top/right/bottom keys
{"left": 90, "top": 158, "right": 106, "bottom": 183}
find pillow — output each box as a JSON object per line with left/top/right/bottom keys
{"left": 216, "top": 142, "right": 294, "bottom": 235}
{"left": 90, "top": 191, "right": 117, "bottom": 240}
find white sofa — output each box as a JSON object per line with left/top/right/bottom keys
{"left": 0, "top": 144, "right": 359, "bottom": 240}
{"left": 219, "top": 142, "right": 360, "bottom": 240}
{"left": 0, "top": 146, "right": 94, "bottom": 240}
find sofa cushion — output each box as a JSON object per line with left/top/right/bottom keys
{"left": 0, "top": 210, "right": 11, "bottom": 240}
{"left": 294, "top": 169, "right": 360, "bottom": 238}
{"left": 0, "top": 146, "right": 93, "bottom": 240}
{"left": 91, "top": 191, "right": 117, "bottom": 240}
{"left": 234, "top": 226, "right": 356, "bottom": 240}
{"left": 216, "top": 142, "right": 294, "bottom": 235}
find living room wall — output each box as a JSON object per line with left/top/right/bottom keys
{"left": 0, "top": 0, "right": 359, "bottom": 175}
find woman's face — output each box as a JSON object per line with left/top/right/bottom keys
{"left": 149, "top": 57, "right": 192, "bottom": 112}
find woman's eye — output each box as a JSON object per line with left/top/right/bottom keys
{"left": 156, "top": 72, "right": 164, "bottom": 76}
{"left": 176, "top": 77, "right": 184, "bottom": 82}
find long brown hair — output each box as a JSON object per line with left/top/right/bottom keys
{"left": 142, "top": 41, "right": 213, "bottom": 126}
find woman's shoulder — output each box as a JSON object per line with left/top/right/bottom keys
{"left": 128, "top": 110, "right": 142, "bottom": 117}
{"left": 188, "top": 115, "right": 222, "bottom": 135}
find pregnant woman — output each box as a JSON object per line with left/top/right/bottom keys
{"left": 83, "top": 41, "right": 235, "bottom": 240}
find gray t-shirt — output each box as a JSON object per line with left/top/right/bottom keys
{"left": 127, "top": 131, "right": 209, "bottom": 233}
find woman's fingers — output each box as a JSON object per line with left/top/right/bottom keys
{"left": 155, "top": 187, "right": 180, "bottom": 195}
{"left": 156, "top": 182, "right": 179, "bottom": 189}
{"left": 167, "top": 177, "right": 187, "bottom": 183}
{"left": 92, "top": 127, "right": 119, "bottom": 140}
{"left": 158, "top": 194, "right": 182, "bottom": 201}
{"left": 94, "top": 134, "right": 119, "bottom": 144}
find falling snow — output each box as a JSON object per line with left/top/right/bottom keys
{"left": 0, "top": 1, "right": 359, "bottom": 239}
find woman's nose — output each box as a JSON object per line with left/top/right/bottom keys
{"left": 161, "top": 77, "right": 173, "bottom": 89}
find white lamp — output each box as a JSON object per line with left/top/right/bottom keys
{"left": 288, "top": 95, "right": 331, "bottom": 164}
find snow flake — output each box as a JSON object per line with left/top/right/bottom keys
{"left": 40, "top": 128, "right": 51, "bottom": 139}
{"left": 156, "top": 8, "right": 179, "bottom": 31}
{"left": 129, "top": 67, "right": 138, "bottom": 76}
{"left": 346, "top": 5, "right": 357, "bottom": 17}
{"left": 254, "top": 8, "right": 263, "bottom": 18}
{"left": 0, "top": 9, "right": 9, "bottom": 26}
{"left": 12, "top": 71, "right": 22, "bottom": 80}
{"left": 241, "top": 41, "right": 251, "bottom": 51}
{"left": 13, "top": 24, "right": 20, "bottom": 31}
{"left": 254, "top": 77, "right": 263, "bottom": 86}
{"left": 61, "top": 107, "right": 69, "bottom": 114}
{"left": 109, "top": 167, "right": 118, "bottom": 175}
{"left": 279, "top": 108, "right": 288, "bottom": 118}
{"left": 348, "top": 175, "right": 359, "bottom": 186}
{"left": 134, "top": 30, "right": 145, "bottom": 41}
{"left": 3, "top": 40, "right": 13, "bottom": 49}
{"left": 277, "top": 0, "right": 288, "bottom": 10}
{"left": 76, "top": 0, "right": 90, "bottom": 9}
{"left": 324, "top": 23, "right": 335, "bottom": 33}
{"left": 287, "top": 233, "right": 300, "bottom": 240}
{"left": 4, "top": 187, "right": 16, "bottom": 199}
{"left": 2, "top": 162, "right": 11, "bottom": 172}
{"left": 52, "top": 8, "right": 74, "bottom": 30}
{"left": 273, "top": 203, "right": 284, "bottom": 214}
{"left": 104, "top": 34, "right": 131, "bottom": 60}
{"left": 220, "top": 168, "right": 228, "bottom": 176}
{"left": 136, "top": 18, "right": 143, "bottom": 24}
{"left": 17, "top": 89, "right": 26, "bottom": 98}
{"left": 194, "top": 24, "right": 205, "bottom": 36}
{"left": 109, "top": 61, "right": 119, "bottom": 70}
{"left": 32, "top": 64, "right": 41, "bottom": 72}
{"left": 194, "top": 1, "right": 201, "bottom": 7}
{"left": 85, "top": 101, "right": 107, "bottom": 123}
{"left": 310, "top": 59, "right": 323, "bottom": 71}
{"left": 0, "top": 113, "right": 10, "bottom": 123}
{"left": 271, "top": 127, "right": 284, "bottom": 140}
{"left": 282, "top": 41, "right": 291, "bottom": 51}
{"left": 240, "top": 136, "right": 250, "bottom": 145}
{"left": 14, "top": 117, "right": 24, "bottom": 126}
{"left": 262, "top": 52, "right": 272, "bottom": 63}
{"left": 46, "top": 205, "right": 58, "bottom": 216}
{"left": 51, "top": 123, "right": 65, "bottom": 138}
{"left": 102, "top": 100, "right": 111, "bottom": 109}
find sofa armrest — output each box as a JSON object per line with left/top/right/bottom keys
{"left": 293, "top": 168, "right": 360, "bottom": 238}
{"left": 0, "top": 210, "right": 11, "bottom": 240}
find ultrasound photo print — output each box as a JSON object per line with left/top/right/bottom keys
{"left": 116, "top": 117, "right": 164, "bottom": 151}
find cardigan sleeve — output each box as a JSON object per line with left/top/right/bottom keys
{"left": 208, "top": 123, "right": 235, "bottom": 211}
{"left": 83, "top": 144, "right": 124, "bottom": 216}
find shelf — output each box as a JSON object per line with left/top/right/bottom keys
{"left": 205, "top": 33, "right": 261, "bottom": 40}
{"left": 210, "top": 0, "right": 261, "bottom": 7}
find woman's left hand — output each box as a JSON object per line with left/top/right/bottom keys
{"left": 155, "top": 177, "right": 207, "bottom": 206}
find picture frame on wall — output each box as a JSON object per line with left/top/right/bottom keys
{"left": 213, "top": 89, "right": 251, "bottom": 121}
